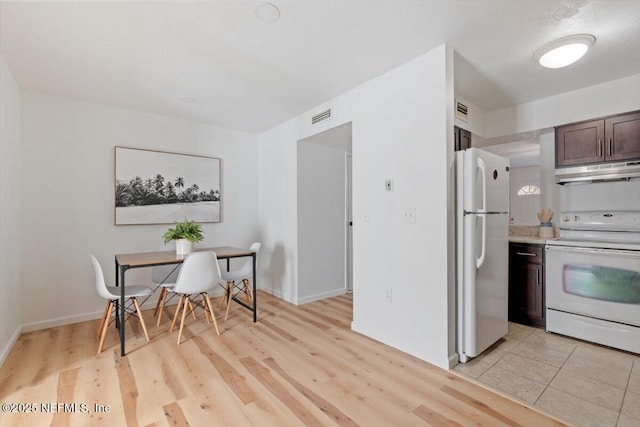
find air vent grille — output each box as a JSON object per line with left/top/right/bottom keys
{"left": 312, "top": 109, "right": 331, "bottom": 124}
{"left": 456, "top": 101, "right": 468, "bottom": 122}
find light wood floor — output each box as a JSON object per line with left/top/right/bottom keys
{"left": 0, "top": 292, "right": 567, "bottom": 426}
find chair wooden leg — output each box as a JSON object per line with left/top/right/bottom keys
{"left": 218, "top": 282, "right": 231, "bottom": 309}
{"left": 153, "top": 287, "right": 167, "bottom": 316}
{"left": 156, "top": 289, "right": 168, "bottom": 327}
{"left": 177, "top": 295, "right": 190, "bottom": 345}
{"left": 205, "top": 294, "right": 220, "bottom": 336}
{"left": 225, "top": 284, "right": 234, "bottom": 321}
{"left": 243, "top": 279, "right": 253, "bottom": 303}
{"left": 170, "top": 295, "right": 184, "bottom": 333}
{"left": 186, "top": 298, "right": 197, "bottom": 320}
{"left": 201, "top": 293, "right": 211, "bottom": 324}
{"left": 132, "top": 298, "right": 150, "bottom": 342}
{"left": 97, "top": 301, "right": 111, "bottom": 339}
{"left": 98, "top": 301, "right": 113, "bottom": 354}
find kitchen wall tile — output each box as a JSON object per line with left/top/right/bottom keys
{"left": 549, "top": 370, "right": 625, "bottom": 411}
{"left": 478, "top": 365, "right": 546, "bottom": 404}
{"left": 535, "top": 387, "right": 619, "bottom": 427}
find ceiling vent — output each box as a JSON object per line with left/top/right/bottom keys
{"left": 311, "top": 108, "right": 331, "bottom": 125}
{"left": 455, "top": 101, "right": 468, "bottom": 122}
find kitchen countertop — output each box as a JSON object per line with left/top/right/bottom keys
{"left": 509, "top": 235, "right": 557, "bottom": 245}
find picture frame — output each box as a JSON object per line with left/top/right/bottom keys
{"left": 114, "top": 146, "right": 221, "bottom": 225}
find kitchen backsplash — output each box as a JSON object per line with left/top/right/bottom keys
{"left": 509, "top": 224, "right": 559, "bottom": 237}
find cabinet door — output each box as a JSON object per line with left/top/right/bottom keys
{"left": 511, "top": 262, "right": 544, "bottom": 326}
{"left": 556, "top": 119, "right": 604, "bottom": 166}
{"left": 454, "top": 126, "right": 471, "bottom": 151}
{"left": 605, "top": 111, "right": 640, "bottom": 162}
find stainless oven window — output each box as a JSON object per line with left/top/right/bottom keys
{"left": 563, "top": 264, "right": 640, "bottom": 304}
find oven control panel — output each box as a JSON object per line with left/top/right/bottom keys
{"left": 559, "top": 211, "right": 640, "bottom": 232}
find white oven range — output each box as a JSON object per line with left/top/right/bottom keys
{"left": 545, "top": 210, "right": 640, "bottom": 354}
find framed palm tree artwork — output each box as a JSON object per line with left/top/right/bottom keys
{"left": 114, "top": 147, "right": 221, "bottom": 225}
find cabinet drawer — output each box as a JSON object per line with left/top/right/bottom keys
{"left": 510, "top": 244, "right": 543, "bottom": 264}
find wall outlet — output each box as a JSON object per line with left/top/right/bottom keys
{"left": 385, "top": 288, "right": 392, "bottom": 302}
{"left": 403, "top": 208, "right": 416, "bottom": 224}
{"left": 385, "top": 178, "right": 393, "bottom": 192}
{"left": 363, "top": 212, "right": 370, "bottom": 222}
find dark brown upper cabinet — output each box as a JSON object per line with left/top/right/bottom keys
{"left": 454, "top": 126, "right": 471, "bottom": 152}
{"left": 556, "top": 110, "right": 640, "bottom": 167}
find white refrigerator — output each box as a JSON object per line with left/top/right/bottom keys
{"left": 456, "top": 148, "right": 510, "bottom": 363}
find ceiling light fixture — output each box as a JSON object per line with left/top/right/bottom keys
{"left": 534, "top": 34, "right": 595, "bottom": 69}
{"left": 255, "top": 2, "right": 280, "bottom": 23}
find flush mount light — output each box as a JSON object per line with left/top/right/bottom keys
{"left": 255, "top": 2, "right": 280, "bottom": 23}
{"left": 534, "top": 34, "right": 595, "bottom": 69}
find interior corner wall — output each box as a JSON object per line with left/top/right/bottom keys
{"left": 485, "top": 73, "right": 640, "bottom": 138}
{"left": 20, "top": 92, "right": 259, "bottom": 330}
{"left": 259, "top": 45, "right": 452, "bottom": 369}
{"left": 0, "top": 55, "right": 22, "bottom": 365}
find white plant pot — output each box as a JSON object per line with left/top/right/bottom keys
{"left": 175, "top": 239, "right": 193, "bottom": 256}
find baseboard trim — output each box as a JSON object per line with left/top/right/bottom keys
{"left": 0, "top": 325, "right": 22, "bottom": 367}
{"left": 21, "top": 289, "right": 229, "bottom": 333}
{"left": 448, "top": 353, "right": 459, "bottom": 370}
{"left": 296, "top": 288, "right": 347, "bottom": 305}
{"left": 259, "top": 287, "right": 295, "bottom": 304}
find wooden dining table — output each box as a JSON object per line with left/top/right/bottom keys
{"left": 114, "top": 246, "right": 257, "bottom": 356}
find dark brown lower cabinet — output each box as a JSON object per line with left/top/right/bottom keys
{"left": 509, "top": 242, "right": 545, "bottom": 327}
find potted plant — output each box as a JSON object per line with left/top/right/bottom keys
{"left": 163, "top": 218, "right": 204, "bottom": 255}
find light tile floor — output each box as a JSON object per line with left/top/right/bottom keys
{"left": 453, "top": 322, "right": 640, "bottom": 427}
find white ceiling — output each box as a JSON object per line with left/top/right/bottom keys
{"left": 1, "top": 1, "right": 639, "bottom": 133}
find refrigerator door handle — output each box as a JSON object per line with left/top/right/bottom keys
{"left": 475, "top": 157, "right": 487, "bottom": 268}
{"left": 477, "top": 157, "right": 487, "bottom": 213}
{"left": 476, "top": 214, "right": 487, "bottom": 268}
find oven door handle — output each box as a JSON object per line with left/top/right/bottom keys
{"left": 546, "top": 245, "right": 640, "bottom": 258}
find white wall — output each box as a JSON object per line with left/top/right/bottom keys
{"left": 486, "top": 74, "right": 640, "bottom": 138}
{"left": 509, "top": 166, "right": 541, "bottom": 224}
{"left": 20, "top": 92, "right": 259, "bottom": 330}
{"left": 297, "top": 142, "right": 347, "bottom": 303}
{"left": 0, "top": 56, "right": 22, "bottom": 364}
{"left": 539, "top": 131, "right": 560, "bottom": 219}
{"left": 259, "top": 45, "right": 453, "bottom": 369}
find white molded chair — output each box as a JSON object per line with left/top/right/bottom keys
{"left": 90, "top": 255, "right": 153, "bottom": 354}
{"left": 165, "top": 251, "right": 222, "bottom": 344}
{"left": 220, "top": 242, "right": 260, "bottom": 321}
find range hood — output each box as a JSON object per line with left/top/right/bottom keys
{"left": 556, "top": 161, "right": 640, "bottom": 184}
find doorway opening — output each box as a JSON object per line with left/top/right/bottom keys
{"left": 296, "top": 122, "right": 353, "bottom": 304}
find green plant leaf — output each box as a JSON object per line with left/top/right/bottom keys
{"left": 163, "top": 218, "right": 204, "bottom": 243}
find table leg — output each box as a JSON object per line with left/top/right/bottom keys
{"left": 119, "top": 267, "right": 127, "bottom": 356}
{"left": 115, "top": 260, "right": 120, "bottom": 329}
{"left": 252, "top": 253, "right": 257, "bottom": 322}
